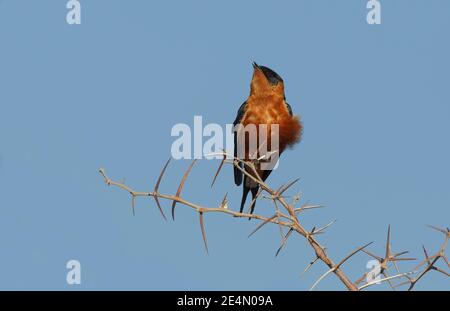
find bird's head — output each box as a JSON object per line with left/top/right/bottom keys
{"left": 250, "top": 62, "right": 285, "bottom": 97}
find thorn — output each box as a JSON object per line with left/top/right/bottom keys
{"left": 211, "top": 151, "right": 227, "bottom": 188}
{"left": 361, "top": 249, "right": 382, "bottom": 262}
{"left": 337, "top": 242, "right": 374, "bottom": 268}
{"left": 434, "top": 267, "right": 450, "bottom": 277}
{"left": 428, "top": 225, "right": 449, "bottom": 236}
{"left": 313, "top": 220, "right": 337, "bottom": 235}
{"left": 385, "top": 225, "right": 391, "bottom": 259}
{"left": 300, "top": 256, "right": 320, "bottom": 278}
{"left": 275, "top": 228, "right": 294, "bottom": 257}
{"left": 220, "top": 193, "right": 228, "bottom": 209}
{"left": 199, "top": 212, "right": 209, "bottom": 254}
{"left": 309, "top": 268, "right": 334, "bottom": 291}
{"left": 278, "top": 178, "right": 300, "bottom": 196}
{"left": 443, "top": 256, "right": 450, "bottom": 269}
{"left": 153, "top": 158, "right": 171, "bottom": 221}
{"left": 248, "top": 214, "right": 278, "bottom": 238}
{"left": 359, "top": 271, "right": 417, "bottom": 291}
{"left": 171, "top": 159, "right": 197, "bottom": 220}
{"left": 276, "top": 183, "right": 286, "bottom": 194}
{"left": 294, "top": 204, "right": 324, "bottom": 214}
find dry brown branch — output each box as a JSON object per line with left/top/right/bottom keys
{"left": 99, "top": 156, "right": 448, "bottom": 291}
{"left": 309, "top": 242, "right": 373, "bottom": 291}
{"left": 359, "top": 271, "right": 417, "bottom": 291}
{"left": 403, "top": 226, "right": 450, "bottom": 291}
{"left": 357, "top": 225, "right": 449, "bottom": 290}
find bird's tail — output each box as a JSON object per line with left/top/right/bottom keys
{"left": 239, "top": 176, "right": 259, "bottom": 219}
{"left": 239, "top": 184, "right": 250, "bottom": 214}
{"left": 249, "top": 187, "right": 259, "bottom": 219}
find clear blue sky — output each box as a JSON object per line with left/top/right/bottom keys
{"left": 0, "top": 0, "right": 449, "bottom": 290}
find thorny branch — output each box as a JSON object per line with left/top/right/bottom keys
{"left": 99, "top": 155, "right": 449, "bottom": 291}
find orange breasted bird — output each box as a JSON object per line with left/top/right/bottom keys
{"left": 233, "top": 63, "right": 302, "bottom": 215}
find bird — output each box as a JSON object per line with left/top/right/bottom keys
{"left": 233, "top": 62, "right": 302, "bottom": 216}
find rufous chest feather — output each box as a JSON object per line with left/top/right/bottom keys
{"left": 240, "top": 95, "right": 303, "bottom": 152}
{"left": 242, "top": 96, "right": 290, "bottom": 126}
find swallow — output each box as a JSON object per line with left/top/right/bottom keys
{"left": 233, "top": 62, "right": 302, "bottom": 216}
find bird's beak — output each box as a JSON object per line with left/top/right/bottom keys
{"left": 252, "top": 61, "right": 270, "bottom": 82}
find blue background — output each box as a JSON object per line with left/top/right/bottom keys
{"left": 0, "top": 0, "right": 449, "bottom": 290}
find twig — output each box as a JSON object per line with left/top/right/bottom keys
{"left": 99, "top": 156, "right": 448, "bottom": 291}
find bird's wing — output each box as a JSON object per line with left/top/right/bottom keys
{"left": 233, "top": 101, "right": 247, "bottom": 186}
{"left": 285, "top": 101, "right": 293, "bottom": 116}
{"left": 233, "top": 101, "right": 247, "bottom": 125}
